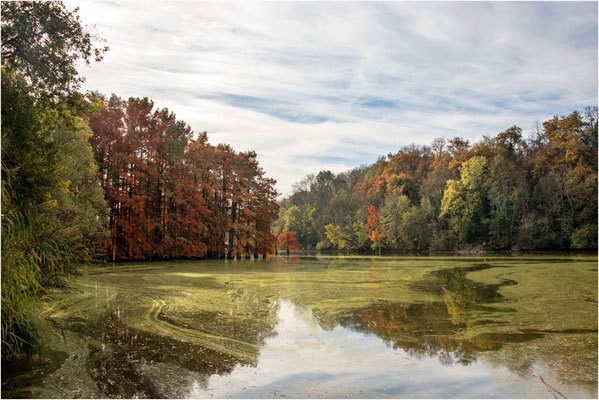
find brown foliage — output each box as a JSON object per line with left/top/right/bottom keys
{"left": 87, "top": 94, "right": 279, "bottom": 260}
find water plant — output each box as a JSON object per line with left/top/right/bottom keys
{"left": 1, "top": 185, "right": 68, "bottom": 360}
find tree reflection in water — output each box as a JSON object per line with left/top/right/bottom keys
{"left": 334, "top": 264, "right": 530, "bottom": 365}
{"left": 1, "top": 257, "right": 596, "bottom": 398}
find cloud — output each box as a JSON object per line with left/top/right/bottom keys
{"left": 186, "top": 300, "right": 519, "bottom": 399}
{"left": 68, "top": 1, "right": 598, "bottom": 196}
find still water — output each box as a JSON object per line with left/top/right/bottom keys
{"left": 2, "top": 255, "right": 597, "bottom": 398}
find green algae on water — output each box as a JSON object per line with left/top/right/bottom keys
{"left": 2, "top": 255, "right": 596, "bottom": 398}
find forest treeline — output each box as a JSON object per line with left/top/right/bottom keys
{"left": 275, "top": 110, "right": 598, "bottom": 252}
{"left": 1, "top": 1, "right": 278, "bottom": 360}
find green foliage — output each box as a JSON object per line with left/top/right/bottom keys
{"left": 382, "top": 194, "right": 411, "bottom": 249}
{"left": 1, "top": 1, "right": 108, "bottom": 361}
{"left": 486, "top": 153, "right": 526, "bottom": 249}
{"left": 2, "top": 67, "right": 108, "bottom": 261}
{"left": 283, "top": 205, "right": 318, "bottom": 248}
{"left": 440, "top": 156, "right": 488, "bottom": 246}
{"left": 283, "top": 206, "right": 302, "bottom": 234}
{"left": 570, "top": 224, "right": 597, "bottom": 250}
{"left": 280, "top": 109, "right": 597, "bottom": 252}
{"left": 399, "top": 200, "right": 434, "bottom": 251}
{"left": 44, "top": 112, "right": 108, "bottom": 261}
{"left": 1, "top": 71, "right": 105, "bottom": 359}
{"left": 1, "top": 208, "right": 68, "bottom": 360}
{"left": 1, "top": 68, "right": 61, "bottom": 210}
{"left": 324, "top": 224, "right": 352, "bottom": 249}
{"left": 524, "top": 109, "right": 598, "bottom": 249}
{"left": 1, "top": 0, "right": 108, "bottom": 99}
{"left": 350, "top": 221, "right": 370, "bottom": 250}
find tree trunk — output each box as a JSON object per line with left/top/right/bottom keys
{"left": 227, "top": 201, "right": 237, "bottom": 258}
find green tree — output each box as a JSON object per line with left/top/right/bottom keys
{"left": 44, "top": 112, "right": 108, "bottom": 261}
{"left": 440, "top": 156, "right": 489, "bottom": 246}
{"left": 1, "top": 1, "right": 108, "bottom": 360}
{"left": 401, "top": 201, "right": 434, "bottom": 251}
{"left": 284, "top": 206, "right": 303, "bottom": 241}
{"left": 1, "top": 0, "right": 108, "bottom": 99}
{"left": 324, "top": 224, "right": 352, "bottom": 249}
{"left": 486, "top": 148, "right": 527, "bottom": 249}
{"left": 1, "top": 69, "right": 69, "bottom": 361}
{"left": 283, "top": 205, "right": 318, "bottom": 248}
{"left": 350, "top": 221, "right": 370, "bottom": 250}
{"left": 382, "top": 194, "right": 411, "bottom": 249}
{"left": 1, "top": 68, "right": 61, "bottom": 211}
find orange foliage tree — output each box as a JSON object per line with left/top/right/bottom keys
{"left": 87, "top": 94, "right": 279, "bottom": 261}
{"left": 366, "top": 205, "right": 386, "bottom": 255}
{"left": 277, "top": 231, "right": 301, "bottom": 255}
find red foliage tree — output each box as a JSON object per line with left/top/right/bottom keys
{"left": 87, "top": 94, "right": 279, "bottom": 261}
{"left": 277, "top": 231, "right": 301, "bottom": 255}
{"left": 366, "top": 205, "right": 386, "bottom": 255}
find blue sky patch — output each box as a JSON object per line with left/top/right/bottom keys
{"left": 361, "top": 99, "right": 397, "bottom": 108}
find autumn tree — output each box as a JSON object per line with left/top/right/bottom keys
{"left": 278, "top": 231, "right": 301, "bottom": 255}
{"left": 277, "top": 108, "right": 596, "bottom": 252}
{"left": 523, "top": 110, "right": 598, "bottom": 249}
{"left": 366, "top": 205, "right": 386, "bottom": 255}
{"left": 253, "top": 175, "right": 280, "bottom": 257}
{"left": 87, "top": 95, "right": 279, "bottom": 260}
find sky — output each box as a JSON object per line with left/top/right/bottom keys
{"left": 66, "top": 1, "right": 598, "bottom": 197}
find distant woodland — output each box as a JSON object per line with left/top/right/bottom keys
{"left": 275, "top": 109, "right": 598, "bottom": 252}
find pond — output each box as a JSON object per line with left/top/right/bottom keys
{"left": 2, "top": 255, "right": 597, "bottom": 398}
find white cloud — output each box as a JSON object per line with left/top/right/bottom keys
{"left": 68, "top": 1, "right": 597, "bottom": 196}
{"left": 186, "top": 299, "right": 520, "bottom": 398}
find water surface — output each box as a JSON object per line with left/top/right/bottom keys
{"left": 2, "top": 255, "right": 597, "bottom": 398}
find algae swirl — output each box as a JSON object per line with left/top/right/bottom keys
{"left": 1, "top": 256, "right": 596, "bottom": 398}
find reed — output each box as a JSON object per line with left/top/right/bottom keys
{"left": 1, "top": 207, "right": 67, "bottom": 360}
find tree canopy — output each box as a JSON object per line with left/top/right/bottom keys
{"left": 1, "top": 0, "right": 108, "bottom": 99}
{"left": 275, "top": 108, "right": 598, "bottom": 252}
{"left": 87, "top": 94, "right": 279, "bottom": 260}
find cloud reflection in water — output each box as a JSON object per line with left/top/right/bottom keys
{"left": 188, "top": 299, "right": 519, "bottom": 398}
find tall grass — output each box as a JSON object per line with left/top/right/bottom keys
{"left": 1, "top": 207, "right": 67, "bottom": 360}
